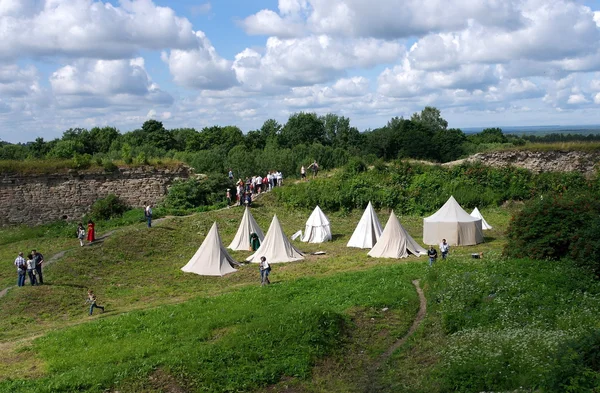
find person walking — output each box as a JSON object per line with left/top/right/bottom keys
{"left": 308, "top": 161, "right": 319, "bottom": 178}
{"left": 226, "top": 189, "right": 232, "bottom": 206}
{"left": 144, "top": 204, "right": 153, "bottom": 228}
{"left": 77, "top": 223, "right": 86, "bottom": 247}
{"left": 14, "top": 252, "right": 26, "bottom": 287}
{"left": 228, "top": 169, "right": 233, "bottom": 181}
{"left": 440, "top": 239, "right": 450, "bottom": 260}
{"left": 300, "top": 165, "right": 306, "bottom": 181}
{"left": 86, "top": 290, "right": 105, "bottom": 315}
{"left": 259, "top": 256, "right": 271, "bottom": 286}
{"left": 427, "top": 246, "right": 438, "bottom": 267}
{"left": 31, "top": 249, "right": 44, "bottom": 284}
{"left": 87, "top": 220, "right": 96, "bottom": 243}
{"left": 26, "top": 253, "right": 37, "bottom": 286}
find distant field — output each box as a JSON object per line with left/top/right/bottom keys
{"left": 463, "top": 124, "right": 600, "bottom": 136}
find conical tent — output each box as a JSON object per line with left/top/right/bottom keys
{"left": 182, "top": 222, "right": 238, "bottom": 276}
{"left": 423, "top": 196, "right": 483, "bottom": 246}
{"left": 369, "top": 211, "right": 427, "bottom": 258}
{"left": 228, "top": 207, "right": 264, "bottom": 250}
{"left": 246, "top": 215, "right": 304, "bottom": 263}
{"left": 347, "top": 201, "right": 383, "bottom": 248}
{"left": 471, "top": 207, "right": 493, "bottom": 230}
{"left": 301, "top": 205, "right": 332, "bottom": 243}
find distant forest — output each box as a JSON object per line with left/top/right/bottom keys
{"left": 1, "top": 106, "right": 599, "bottom": 178}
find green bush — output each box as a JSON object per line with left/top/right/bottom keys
{"left": 162, "top": 175, "right": 229, "bottom": 210}
{"left": 344, "top": 157, "right": 367, "bottom": 175}
{"left": 102, "top": 160, "right": 118, "bottom": 172}
{"left": 89, "top": 194, "right": 129, "bottom": 221}
{"left": 570, "top": 219, "right": 600, "bottom": 277}
{"left": 544, "top": 329, "right": 600, "bottom": 392}
{"left": 71, "top": 153, "right": 92, "bottom": 170}
{"left": 504, "top": 193, "right": 600, "bottom": 261}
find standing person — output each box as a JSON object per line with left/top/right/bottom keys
{"left": 77, "top": 223, "right": 86, "bottom": 247}
{"left": 226, "top": 189, "right": 232, "bottom": 206}
{"left": 277, "top": 171, "right": 283, "bottom": 187}
{"left": 301, "top": 165, "right": 306, "bottom": 181}
{"left": 85, "top": 290, "right": 105, "bottom": 315}
{"left": 308, "top": 161, "right": 319, "bottom": 178}
{"left": 31, "top": 249, "right": 44, "bottom": 285}
{"left": 256, "top": 175, "right": 263, "bottom": 193}
{"left": 427, "top": 246, "right": 438, "bottom": 267}
{"left": 144, "top": 204, "right": 153, "bottom": 228}
{"left": 26, "top": 253, "right": 37, "bottom": 286}
{"left": 228, "top": 169, "right": 233, "bottom": 181}
{"left": 87, "top": 220, "right": 96, "bottom": 243}
{"left": 14, "top": 252, "right": 26, "bottom": 287}
{"left": 259, "top": 256, "right": 271, "bottom": 286}
{"left": 440, "top": 239, "right": 450, "bottom": 260}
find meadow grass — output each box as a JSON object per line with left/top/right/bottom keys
{"left": 1, "top": 192, "right": 598, "bottom": 392}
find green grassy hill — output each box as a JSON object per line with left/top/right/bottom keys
{"left": 0, "top": 193, "right": 599, "bottom": 392}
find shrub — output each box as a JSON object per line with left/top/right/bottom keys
{"left": 89, "top": 194, "right": 129, "bottom": 221}
{"left": 102, "top": 160, "right": 118, "bottom": 172}
{"left": 162, "top": 175, "right": 230, "bottom": 210}
{"left": 71, "top": 153, "right": 92, "bottom": 170}
{"left": 570, "top": 219, "right": 600, "bottom": 277}
{"left": 504, "top": 193, "right": 600, "bottom": 261}
{"left": 544, "top": 329, "right": 600, "bottom": 392}
{"left": 135, "top": 152, "right": 149, "bottom": 165}
{"left": 344, "top": 157, "right": 367, "bottom": 175}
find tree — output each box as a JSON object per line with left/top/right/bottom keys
{"left": 89, "top": 127, "right": 120, "bottom": 154}
{"left": 433, "top": 128, "right": 467, "bottom": 162}
{"left": 280, "top": 112, "right": 325, "bottom": 148}
{"left": 411, "top": 106, "right": 448, "bottom": 133}
{"left": 468, "top": 127, "right": 507, "bottom": 144}
{"left": 141, "top": 120, "right": 174, "bottom": 151}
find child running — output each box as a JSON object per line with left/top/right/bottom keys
{"left": 86, "top": 290, "right": 105, "bottom": 315}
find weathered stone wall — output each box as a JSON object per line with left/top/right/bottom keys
{"left": 446, "top": 150, "right": 600, "bottom": 176}
{"left": 0, "top": 165, "right": 191, "bottom": 226}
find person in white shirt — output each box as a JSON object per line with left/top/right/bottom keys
{"left": 145, "top": 204, "right": 153, "bottom": 228}
{"left": 276, "top": 171, "right": 283, "bottom": 187}
{"left": 440, "top": 239, "right": 450, "bottom": 260}
{"left": 259, "top": 256, "right": 271, "bottom": 286}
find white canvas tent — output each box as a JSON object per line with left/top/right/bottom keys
{"left": 347, "top": 201, "right": 383, "bottom": 248}
{"left": 368, "top": 211, "right": 427, "bottom": 259}
{"left": 181, "top": 222, "right": 238, "bottom": 276}
{"left": 228, "top": 207, "right": 264, "bottom": 250}
{"left": 301, "top": 205, "right": 332, "bottom": 243}
{"left": 423, "top": 196, "right": 483, "bottom": 246}
{"left": 246, "top": 215, "right": 304, "bottom": 263}
{"left": 471, "top": 207, "right": 493, "bottom": 230}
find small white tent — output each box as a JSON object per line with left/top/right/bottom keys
{"left": 470, "top": 207, "right": 493, "bottom": 230}
{"left": 368, "top": 211, "right": 427, "bottom": 259}
{"left": 423, "top": 196, "right": 483, "bottom": 246}
{"left": 228, "top": 207, "right": 264, "bottom": 251}
{"left": 301, "top": 205, "right": 332, "bottom": 243}
{"left": 182, "top": 222, "right": 238, "bottom": 276}
{"left": 246, "top": 215, "right": 304, "bottom": 263}
{"left": 347, "top": 201, "right": 383, "bottom": 248}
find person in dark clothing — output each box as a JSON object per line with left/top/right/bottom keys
{"left": 427, "top": 246, "right": 438, "bottom": 267}
{"left": 31, "top": 249, "right": 44, "bottom": 284}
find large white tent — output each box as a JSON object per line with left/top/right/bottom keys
{"left": 347, "top": 201, "right": 383, "bottom": 249}
{"left": 368, "top": 211, "right": 427, "bottom": 259}
{"left": 181, "top": 222, "right": 238, "bottom": 276}
{"left": 470, "top": 207, "right": 493, "bottom": 230}
{"left": 423, "top": 196, "right": 483, "bottom": 246}
{"left": 246, "top": 215, "right": 304, "bottom": 263}
{"left": 301, "top": 205, "right": 332, "bottom": 243}
{"left": 228, "top": 207, "right": 264, "bottom": 251}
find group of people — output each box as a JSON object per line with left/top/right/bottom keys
{"left": 227, "top": 170, "right": 285, "bottom": 207}
{"left": 14, "top": 250, "right": 45, "bottom": 286}
{"left": 427, "top": 239, "right": 450, "bottom": 267}
{"left": 77, "top": 220, "right": 96, "bottom": 247}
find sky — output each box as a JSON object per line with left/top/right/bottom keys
{"left": 2, "top": 0, "right": 600, "bottom": 143}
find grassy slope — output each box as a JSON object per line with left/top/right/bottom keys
{"left": 0, "top": 192, "right": 598, "bottom": 392}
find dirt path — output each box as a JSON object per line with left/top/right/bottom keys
{"left": 370, "top": 279, "right": 427, "bottom": 374}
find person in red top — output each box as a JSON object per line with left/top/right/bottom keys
{"left": 87, "top": 220, "right": 95, "bottom": 243}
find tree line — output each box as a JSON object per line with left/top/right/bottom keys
{"left": 0, "top": 106, "right": 590, "bottom": 178}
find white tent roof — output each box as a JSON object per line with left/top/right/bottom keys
{"left": 347, "top": 201, "right": 383, "bottom": 248}
{"left": 424, "top": 196, "right": 480, "bottom": 223}
{"left": 423, "top": 196, "right": 483, "bottom": 246}
{"left": 228, "top": 207, "right": 264, "bottom": 250}
{"left": 247, "top": 215, "right": 304, "bottom": 263}
{"left": 181, "top": 222, "right": 238, "bottom": 276}
{"left": 368, "top": 211, "right": 427, "bottom": 258}
{"left": 471, "top": 207, "right": 493, "bottom": 230}
{"left": 301, "top": 205, "right": 332, "bottom": 243}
